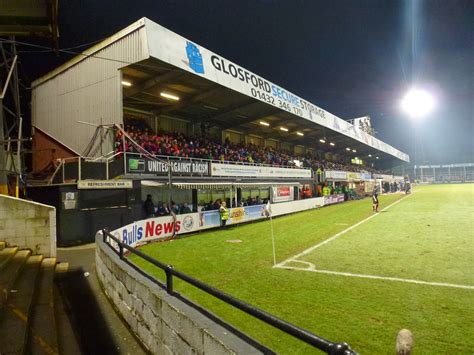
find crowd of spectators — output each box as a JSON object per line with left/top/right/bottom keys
{"left": 116, "top": 123, "right": 387, "bottom": 174}
{"left": 143, "top": 194, "right": 192, "bottom": 218}
{"left": 143, "top": 195, "right": 270, "bottom": 219}
{"left": 200, "top": 196, "right": 268, "bottom": 211}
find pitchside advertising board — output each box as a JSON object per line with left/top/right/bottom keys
{"left": 106, "top": 195, "right": 343, "bottom": 248}
{"left": 143, "top": 18, "right": 409, "bottom": 162}
{"left": 324, "top": 194, "right": 345, "bottom": 205}
{"left": 108, "top": 205, "right": 266, "bottom": 248}
{"left": 126, "top": 157, "right": 210, "bottom": 176}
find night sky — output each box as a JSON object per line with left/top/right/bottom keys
{"left": 19, "top": 0, "right": 473, "bottom": 165}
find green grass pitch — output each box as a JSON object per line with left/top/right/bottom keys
{"left": 131, "top": 184, "right": 474, "bottom": 354}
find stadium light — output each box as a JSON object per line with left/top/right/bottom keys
{"left": 368, "top": 154, "right": 372, "bottom": 157}
{"left": 352, "top": 149, "right": 357, "bottom": 153}
{"left": 121, "top": 80, "right": 132, "bottom": 87}
{"left": 376, "top": 156, "right": 379, "bottom": 159}
{"left": 401, "top": 88, "right": 435, "bottom": 119}
{"left": 329, "top": 142, "right": 335, "bottom": 146}
{"left": 346, "top": 147, "right": 351, "bottom": 151}
{"left": 203, "top": 105, "right": 219, "bottom": 111}
{"left": 280, "top": 127, "right": 289, "bottom": 132}
{"left": 319, "top": 139, "right": 326, "bottom": 143}
{"left": 296, "top": 131, "right": 304, "bottom": 136}
{"left": 259, "top": 121, "right": 270, "bottom": 126}
{"left": 160, "top": 92, "right": 180, "bottom": 101}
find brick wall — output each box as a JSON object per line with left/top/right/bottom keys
{"left": 0, "top": 195, "right": 56, "bottom": 257}
{"left": 32, "top": 127, "right": 76, "bottom": 173}
{"left": 95, "top": 233, "right": 265, "bottom": 354}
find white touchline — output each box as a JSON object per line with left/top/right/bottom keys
{"left": 274, "top": 193, "right": 413, "bottom": 268}
{"left": 275, "top": 265, "right": 474, "bottom": 290}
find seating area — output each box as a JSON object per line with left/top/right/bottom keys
{"left": 115, "top": 122, "right": 388, "bottom": 175}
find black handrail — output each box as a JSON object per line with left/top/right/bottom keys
{"left": 101, "top": 229, "right": 357, "bottom": 355}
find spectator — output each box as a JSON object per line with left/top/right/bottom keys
{"left": 322, "top": 183, "right": 331, "bottom": 197}
{"left": 212, "top": 199, "right": 221, "bottom": 210}
{"left": 143, "top": 194, "right": 155, "bottom": 218}
{"left": 170, "top": 201, "right": 179, "bottom": 215}
{"left": 156, "top": 202, "right": 170, "bottom": 216}
{"left": 180, "top": 203, "right": 192, "bottom": 214}
{"left": 117, "top": 123, "right": 388, "bottom": 175}
{"left": 219, "top": 201, "right": 229, "bottom": 228}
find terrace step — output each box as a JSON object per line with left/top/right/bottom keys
{"left": 27, "top": 258, "right": 60, "bottom": 355}
{"left": 0, "top": 249, "right": 31, "bottom": 303}
{"left": 0, "top": 254, "right": 43, "bottom": 354}
{"left": 0, "top": 246, "right": 19, "bottom": 273}
{"left": 53, "top": 262, "right": 82, "bottom": 355}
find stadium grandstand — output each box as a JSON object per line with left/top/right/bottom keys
{"left": 1, "top": 13, "right": 472, "bottom": 355}
{"left": 27, "top": 17, "right": 409, "bottom": 246}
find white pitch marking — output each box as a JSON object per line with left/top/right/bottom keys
{"left": 274, "top": 194, "right": 413, "bottom": 268}
{"left": 286, "top": 259, "right": 316, "bottom": 270}
{"left": 275, "top": 265, "right": 474, "bottom": 290}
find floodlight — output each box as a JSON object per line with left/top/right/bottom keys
{"left": 160, "top": 92, "right": 180, "bottom": 101}
{"left": 280, "top": 127, "right": 288, "bottom": 132}
{"left": 296, "top": 132, "right": 304, "bottom": 136}
{"left": 329, "top": 142, "right": 335, "bottom": 146}
{"left": 259, "top": 121, "right": 270, "bottom": 126}
{"left": 401, "top": 88, "right": 435, "bottom": 118}
{"left": 319, "top": 139, "right": 326, "bottom": 143}
{"left": 121, "top": 80, "right": 132, "bottom": 87}
{"left": 346, "top": 147, "right": 351, "bottom": 151}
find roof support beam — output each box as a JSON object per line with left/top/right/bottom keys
{"left": 123, "top": 70, "right": 184, "bottom": 98}
{"left": 220, "top": 108, "right": 282, "bottom": 129}
{"left": 158, "top": 86, "right": 222, "bottom": 115}
{"left": 200, "top": 100, "right": 259, "bottom": 126}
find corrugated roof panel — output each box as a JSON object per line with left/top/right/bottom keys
{"left": 32, "top": 25, "right": 149, "bottom": 156}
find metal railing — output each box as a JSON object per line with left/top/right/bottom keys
{"left": 102, "top": 229, "right": 357, "bottom": 355}
{"left": 46, "top": 151, "right": 313, "bottom": 185}
{"left": 122, "top": 151, "right": 311, "bottom": 170}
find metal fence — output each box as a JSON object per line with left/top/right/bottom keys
{"left": 414, "top": 163, "right": 474, "bottom": 183}
{"left": 48, "top": 151, "right": 312, "bottom": 184}
{"left": 102, "top": 229, "right": 357, "bottom": 355}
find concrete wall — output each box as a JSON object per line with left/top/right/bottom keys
{"left": 0, "top": 195, "right": 56, "bottom": 257}
{"left": 95, "top": 234, "right": 265, "bottom": 354}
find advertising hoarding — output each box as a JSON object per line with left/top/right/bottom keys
{"left": 126, "top": 157, "right": 210, "bottom": 176}
{"left": 324, "top": 170, "right": 348, "bottom": 180}
{"left": 144, "top": 18, "right": 409, "bottom": 162}
{"left": 109, "top": 197, "right": 325, "bottom": 248}
{"left": 271, "top": 185, "right": 294, "bottom": 203}
{"left": 210, "top": 163, "right": 311, "bottom": 179}
{"left": 324, "top": 194, "right": 345, "bottom": 205}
